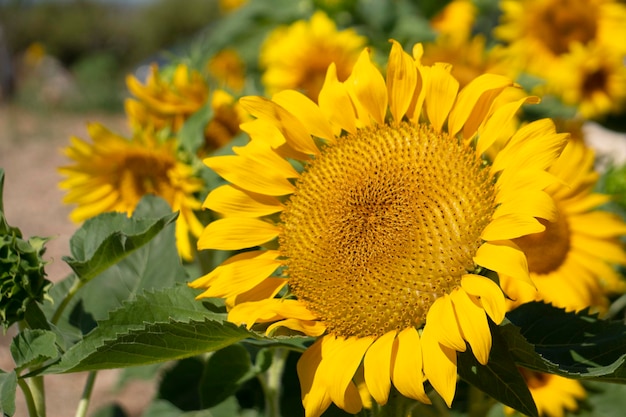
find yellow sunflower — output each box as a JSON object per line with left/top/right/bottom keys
{"left": 58, "top": 123, "right": 205, "bottom": 261}
{"left": 430, "top": 0, "right": 477, "bottom": 45}
{"left": 501, "top": 121, "right": 626, "bottom": 313}
{"left": 201, "top": 89, "right": 249, "bottom": 157}
{"left": 506, "top": 369, "right": 586, "bottom": 417}
{"left": 126, "top": 63, "right": 209, "bottom": 133}
{"left": 259, "top": 10, "right": 367, "bottom": 101}
{"left": 190, "top": 41, "right": 568, "bottom": 416}
{"left": 541, "top": 43, "right": 626, "bottom": 119}
{"left": 206, "top": 49, "right": 246, "bottom": 93}
{"left": 494, "top": 0, "right": 626, "bottom": 73}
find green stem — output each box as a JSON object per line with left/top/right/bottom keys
{"left": 17, "top": 378, "right": 40, "bottom": 417}
{"left": 259, "top": 348, "right": 288, "bottom": 417}
{"left": 51, "top": 277, "right": 84, "bottom": 325}
{"left": 74, "top": 371, "right": 97, "bottom": 417}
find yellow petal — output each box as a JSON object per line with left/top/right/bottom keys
{"left": 364, "top": 330, "right": 396, "bottom": 405}
{"left": 347, "top": 48, "right": 388, "bottom": 125}
{"left": 461, "top": 274, "right": 505, "bottom": 324}
{"left": 424, "top": 295, "right": 466, "bottom": 351}
{"left": 569, "top": 211, "right": 626, "bottom": 237}
{"left": 491, "top": 119, "right": 567, "bottom": 174}
{"left": 190, "top": 250, "right": 281, "bottom": 299}
{"left": 424, "top": 63, "right": 459, "bottom": 132}
{"left": 474, "top": 241, "right": 533, "bottom": 287}
{"left": 240, "top": 96, "right": 320, "bottom": 155}
{"left": 228, "top": 298, "right": 315, "bottom": 328}
{"left": 325, "top": 337, "right": 374, "bottom": 412}
{"left": 421, "top": 324, "right": 457, "bottom": 407}
{"left": 493, "top": 191, "right": 557, "bottom": 222}
{"left": 266, "top": 318, "right": 326, "bottom": 337}
{"left": 448, "top": 74, "right": 513, "bottom": 139}
{"left": 197, "top": 218, "right": 279, "bottom": 250}
{"left": 298, "top": 338, "right": 333, "bottom": 417}
{"left": 387, "top": 40, "right": 417, "bottom": 123}
{"left": 451, "top": 288, "right": 491, "bottom": 365}
{"left": 205, "top": 155, "right": 295, "bottom": 196}
{"left": 272, "top": 90, "right": 335, "bottom": 141}
{"left": 391, "top": 327, "right": 431, "bottom": 404}
{"left": 481, "top": 214, "right": 546, "bottom": 240}
{"left": 233, "top": 140, "right": 300, "bottom": 178}
{"left": 319, "top": 63, "right": 357, "bottom": 135}
{"left": 228, "top": 277, "right": 287, "bottom": 307}
{"left": 204, "top": 185, "right": 284, "bottom": 217}
{"left": 476, "top": 96, "right": 540, "bottom": 155}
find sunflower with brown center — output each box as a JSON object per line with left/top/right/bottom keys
{"left": 189, "top": 41, "right": 568, "bottom": 416}
{"left": 58, "top": 124, "right": 205, "bottom": 261}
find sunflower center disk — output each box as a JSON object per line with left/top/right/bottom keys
{"left": 280, "top": 122, "right": 496, "bottom": 338}
{"left": 513, "top": 210, "right": 571, "bottom": 275}
{"left": 535, "top": 0, "right": 598, "bottom": 55}
{"left": 118, "top": 152, "right": 175, "bottom": 199}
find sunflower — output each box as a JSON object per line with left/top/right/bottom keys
{"left": 493, "top": 0, "right": 626, "bottom": 73}
{"left": 58, "top": 123, "right": 205, "bottom": 261}
{"left": 501, "top": 121, "right": 626, "bottom": 313}
{"left": 206, "top": 49, "right": 246, "bottom": 93}
{"left": 541, "top": 43, "right": 626, "bottom": 119}
{"left": 430, "top": 0, "right": 477, "bottom": 45}
{"left": 505, "top": 369, "right": 586, "bottom": 417}
{"left": 190, "top": 41, "right": 567, "bottom": 416}
{"left": 201, "top": 89, "right": 249, "bottom": 157}
{"left": 259, "top": 10, "right": 367, "bottom": 101}
{"left": 126, "top": 63, "right": 209, "bottom": 133}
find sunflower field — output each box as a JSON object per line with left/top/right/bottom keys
{"left": 3, "top": 0, "right": 626, "bottom": 416}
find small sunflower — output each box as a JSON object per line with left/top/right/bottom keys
{"left": 494, "top": 0, "right": 626, "bottom": 73}
{"left": 501, "top": 121, "right": 626, "bottom": 313}
{"left": 201, "top": 89, "right": 249, "bottom": 157}
{"left": 430, "top": 0, "right": 478, "bottom": 45}
{"left": 259, "top": 10, "right": 367, "bottom": 101}
{"left": 190, "top": 41, "right": 568, "bottom": 415}
{"left": 58, "top": 123, "right": 205, "bottom": 261}
{"left": 542, "top": 43, "right": 626, "bottom": 119}
{"left": 126, "top": 63, "right": 209, "bottom": 133}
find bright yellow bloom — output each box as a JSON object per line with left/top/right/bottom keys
{"left": 430, "top": 0, "right": 477, "bottom": 45}
{"left": 260, "top": 10, "right": 367, "bottom": 101}
{"left": 201, "top": 89, "right": 249, "bottom": 157}
{"left": 190, "top": 41, "right": 567, "bottom": 416}
{"left": 541, "top": 43, "right": 626, "bottom": 119}
{"left": 501, "top": 121, "right": 626, "bottom": 312}
{"left": 58, "top": 123, "right": 205, "bottom": 261}
{"left": 126, "top": 63, "right": 209, "bottom": 133}
{"left": 206, "top": 49, "right": 246, "bottom": 93}
{"left": 494, "top": 0, "right": 626, "bottom": 74}
{"left": 506, "top": 369, "right": 586, "bottom": 417}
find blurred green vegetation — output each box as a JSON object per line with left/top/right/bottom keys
{"left": 0, "top": 0, "right": 223, "bottom": 112}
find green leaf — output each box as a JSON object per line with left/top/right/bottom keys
{"left": 458, "top": 321, "right": 538, "bottom": 417}
{"left": 63, "top": 196, "right": 178, "bottom": 282}
{"left": 578, "top": 381, "right": 626, "bottom": 417}
{"left": 0, "top": 370, "right": 17, "bottom": 416}
{"left": 142, "top": 398, "right": 241, "bottom": 417}
{"left": 504, "top": 302, "right": 626, "bottom": 381}
{"left": 179, "top": 102, "right": 213, "bottom": 156}
{"left": 199, "top": 344, "right": 255, "bottom": 408}
{"left": 10, "top": 329, "right": 58, "bottom": 371}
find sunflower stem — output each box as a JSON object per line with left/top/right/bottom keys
{"left": 74, "top": 371, "right": 97, "bottom": 417}
{"left": 260, "top": 348, "right": 288, "bottom": 417}
{"left": 17, "top": 378, "right": 41, "bottom": 417}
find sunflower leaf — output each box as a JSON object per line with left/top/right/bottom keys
{"left": 0, "top": 370, "right": 17, "bottom": 417}
{"left": 41, "top": 284, "right": 305, "bottom": 374}
{"left": 503, "top": 302, "right": 626, "bottom": 381}
{"left": 63, "top": 196, "right": 179, "bottom": 282}
{"left": 10, "top": 329, "right": 59, "bottom": 371}
{"left": 458, "top": 320, "right": 538, "bottom": 417}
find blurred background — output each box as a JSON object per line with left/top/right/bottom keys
{"left": 0, "top": 0, "right": 224, "bottom": 112}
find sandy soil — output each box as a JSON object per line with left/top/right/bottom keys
{"left": 0, "top": 105, "right": 154, "bottom": 417}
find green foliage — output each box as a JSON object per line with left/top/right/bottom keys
{"left": 0, "top": 370, "right": 17, "bottom": 417}
{"left": 0, "top": 169, "right": 52, "bottom": 329}
{"left": 10, "top": 329, "right": 58, "bottom": 372}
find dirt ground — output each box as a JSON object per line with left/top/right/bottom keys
{"left": 0, "top": 105, "right": 154, "bottom": 417}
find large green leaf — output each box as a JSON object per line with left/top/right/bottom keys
{"left": 0, "top": 370, "right": 17, "bottom": 417}
{"left": 10, "top": 329, "right": 59, "bottom": 371}
{"left": 458, "top": 321, "right": 538, "bottom": 417}
{"left": 503, "top": 302, "right": 626, "bottom": 381}
{"left": 63, "top": 196, "right": 178, "bottom": 282}
{"left": 44, "top": 285, "right": 309, "bottom": 374}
